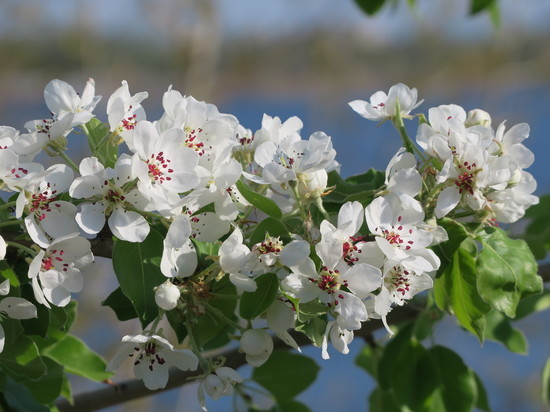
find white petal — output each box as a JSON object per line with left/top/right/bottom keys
{"left": 76, "top": 202, "right": 106, "bottom": 235}
{"left": 229, "top": 273, "right": 257, "bottom": 293}
{"left": 109, "top": 208, "right": 150, "bottom": 242}
{"left": 278, "top": 240, "right": 310, "bottom": 267}
{"left": 0, "top": 324, "right": 4, "bottom": 353}
{"left": 0, "top": 297, "right": 37, "bottom": 319}
{"left": 0, "top": 279, "right": 9, "bottom": 295}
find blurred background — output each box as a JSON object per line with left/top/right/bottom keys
{"left": 1, "top": 0, "right": 549, "bottom": 411}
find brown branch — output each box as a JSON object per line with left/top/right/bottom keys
{"left": 55, "top": 306, "right": 420, "bottom": 412}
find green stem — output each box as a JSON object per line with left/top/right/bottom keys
{"left": 5, "top": 241, "right": 36, "bottom": 256}
{"left": 57, "top": 150, "right": 80, "bottom": 173}
{"left": 203, "top": 301, "right": 245, "bottom": 332}
{"left": 0, "top": 220, "right": 22, "bottom": 229}
{"left": 393, "top": 101, "right": 426, "bottom": 161}
{"left": 0, "top": 201, "right": 16, "bottom": 212}
{"left": 147, "top": 315, "right": 163, "bottom": 335}
{"left": 184, "top": 318, "right": 210, "bottom": 371}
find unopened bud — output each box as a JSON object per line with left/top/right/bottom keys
{"left": 465, "top": 109, "right": 491, "bottom": 127}
{"left": 154, "top": 281, "right": 180, "bottom": 311}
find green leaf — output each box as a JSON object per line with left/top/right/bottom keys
{"left": 24, "top": 357, "right": 64, "bottom": 404}
{"left": 102, "top": 287, "right": 138, "bottom": 321}
{"left": 524, "top": 195, "right": 550, "bottom": 259}
{"left": 2, "top": 377, "right": 49, "bottom": 412}
{"left": 239, "top": 273, "right": 279, "bottom": 320}
{"left": 429, "top": 346, "right": 477, "bottom": 412}
{"left": 194, "top": 279, "right": 237, "bottom": 348}
{"left": 412, "top": 305, "right": 445, "bottom": 341}
{"left": 368, "top": 388, "right": 401, "bottom": 412}
{"left": 250, "top": 217, "right": 291, "bottom": 245}
{"left": 0, "top": 332, "right": 47, "bottom": 383}
{"left": 387, "top": 341, "right": 439, "bottom": 410}
{"left": 477, "top": 227, "right": 542, "bottom": 318}
{"left": 236, "top": 179, "right": 282, "bottom": 219}
{"left": 83, "top": 117, "right": 118, "bottom": 168}
{"left": 165, "top": 308, "right": 188, "bottom": 344}
{"left": 434, "top": 218, "right": 470, "bottom": 267}
{"left": 484, "top": 310, "right": 527, "bottom": 354}
{"left": 354, "top": 0, "right": 386, "bottom": 16}
{"left": 542, "top": 356, "right": 550, "bottom": 405}
{"left": 515, "top": 289, "right": 550, "bottom": 320}
{"left": 295, "top": 316, "right": 326, "bottom": 347}
{"left": 434, "top": 239, "right": 491, "bottom": 340}
{"left": 0, "top": 261, "right": 19, "bottom": 287}
{"left": 473, "top": 372, "right": 490, "bottom": 411}
{"left": 112, "top": 228, "right": 166, "bottom": 328}
{"left": 355, "top": 344, "right": 383, "bottom": 379}
{"left": 252, "top": 350, "right": 319, "bottom": 400}
{"left": 470, "top": 0, "right": 496, "bottom": 14}
{"left": 43, "top": 334, "right": 112, "bottom": 382}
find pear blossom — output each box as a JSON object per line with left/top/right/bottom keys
{"left": 245, "top": 131, "right": 337, "bottom": 186}
{"left": 219, "top": 227, "right": 259, "bottom": 293}
{"left": 69, "top": 155, "right": 150, "bottom": 242}
{"left": 349, "top": 83, "right": 423, "bottom": 122}
{"left": 0, "top": 279, "right": 38, "bottom": 353}
{"left": 198, "top": 366, "right": 244, "bottom": 410}
{"left": 489, "top": 121, "right": 534, "bottom": 169}
{"left": 154, "top": 281, "right": 181, "bottom": 311}
{"left": 188, "top": 211, "right": 231, "bottom": 242}
{"left": 183, "top": 155, "right": 244, "bottom": 222}
{"left": 107, "top": 80, "right": 148, "bottom": 138}
{"left": 0, "top": 235, "right": 5, "bottom": 260}
{"left": 373, "top": 264, "right": 433, "bottom": 335}
{"left": 281, "top": 255, "right": 381, "bottom": 330}
{"left": 266, "top": 298, "right": 301, "bottom": 352}
{"left": 156, "top": 90, "right": 239, "bottom": 169}
{"left": 240, "top": 328, "right": 273, "bottom": 367}
{"left": 130, "top": 121, "right": 200, "bottom": 213}
{"left": 106, "top": 333, "right": 198, "bottom": 390}
{"left": 321, "top": 320, "right": 354, "bottom": 360}
{"left": 24, "top": 79, "right": 100, "bottom": 144}
{"left": 16, "top": 163, "right": 79, "bottom": 248}
{"left": 365, "top": 196, "right": 440, "bottom": 274}
{"left": 160, "top": 214, "right": 197, "bottom": 278}
{"left": 27, "top": 235, "right": 93, "bottom": 308}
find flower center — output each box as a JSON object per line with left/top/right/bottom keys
{"left": 41, "top": 249, "right": 68, "bottom": 272}
{"left": 254, "top": 236, "right": 283, "bottom": 255}
{"left": 184, "top": 127, "right": 206, "bottom": 156}
{"left": 131, "top": 341, "right": 166, "bottom": 371}
{"left": 379, "top": 216, "right": 414, "bottom": 250}
{"left": 309, "top": 267, "right": 348, "bottom": 307}
{"left": 342, "top": 236, "right": 365, "bottom": 265}
{"left": 147, "top": 152, "right": 173, "bottom": 183}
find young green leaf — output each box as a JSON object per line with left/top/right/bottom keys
{"left": 252, "top": 350, "right": 320, "bottom": 400}
{"left": 477, "top": 227, "right": 542, "bottom": 318}
{"left": 102, "top": 287, "right": 138, "bottom": 321}
{"left": 240, "top": 273, "right": 279, "bottom": 320}
{"left": 112, "top": 228, "right": 165, "bottom": 328}
{"left": 42, "top": 334, "right": 112, "bottom": 382}
{"left": 83, "top": 117, "right": 118, "bottom": 168}
{"left": 429, "top": 346, "right": 478, "bottom": 412}
{"left": 236, "top": 179, "right": 282, "bottom": 219}
{"left": 484, "top": 310, "right": 527, "bottom": 354}
{"left": 434, "top": 239, "right": 491, "bottom": 341}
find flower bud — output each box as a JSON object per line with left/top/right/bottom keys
{"left": 240, "top": 329, "right": 273, "bottom": 367}
{"left": 154, "top": 281, "right": 180, "bottom": 311}
{"left": 465, "top": 109, "right": 491, "bottom": 127}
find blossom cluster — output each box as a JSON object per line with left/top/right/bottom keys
{"left": 0, "top": 80, "right": 537, "bottom": 409}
